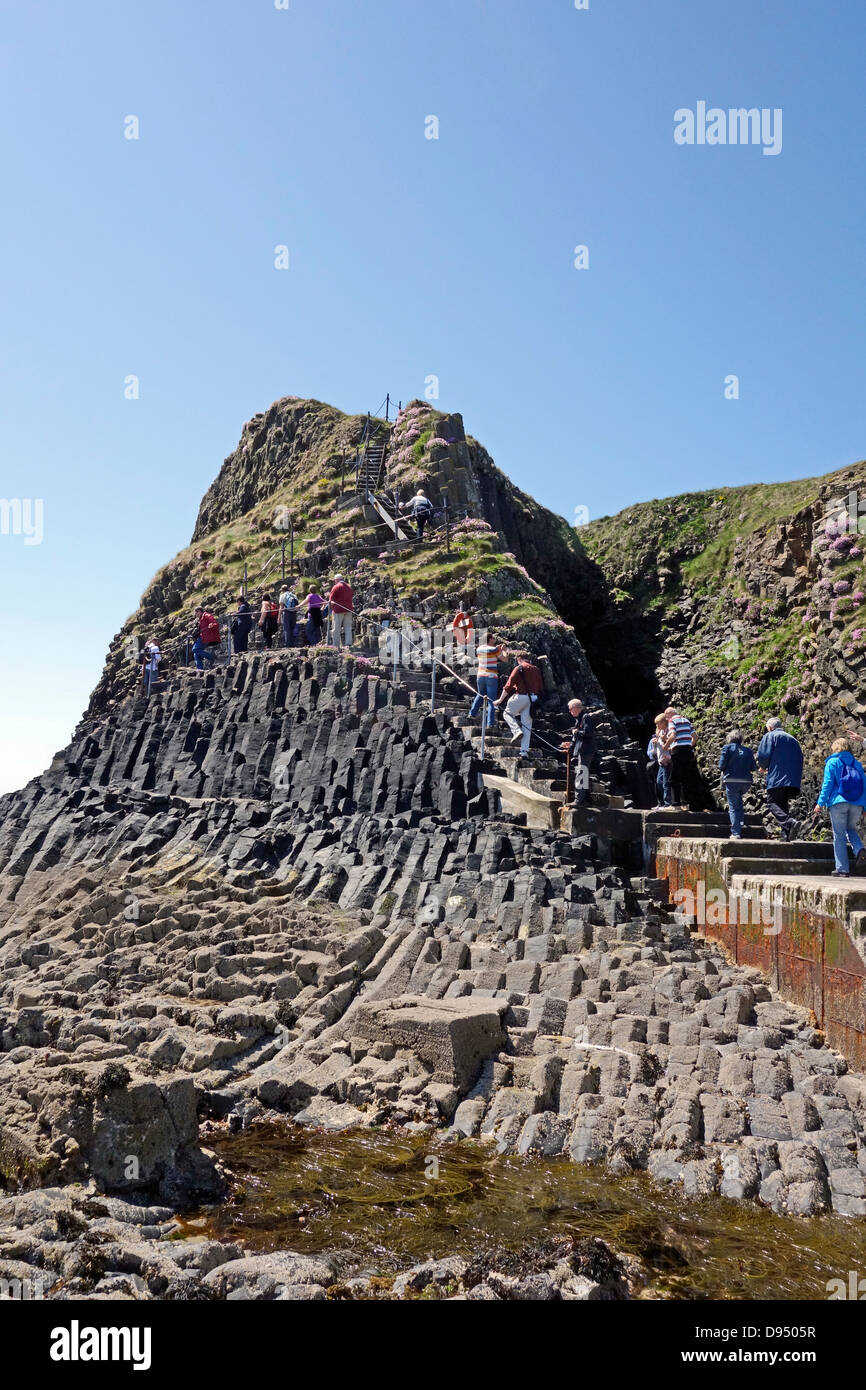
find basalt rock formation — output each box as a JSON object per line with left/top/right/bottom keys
{"left": 3, "top": 403, "right": 866, "bottom": 1301}
{"left": 1, "top": 651, "right": 865, "bottom": 1279}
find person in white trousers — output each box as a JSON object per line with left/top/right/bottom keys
{"left": 495, "top": 652, "right": 543, "bottom": 757}
{"left": 328, "top": 575, "right": 354, "bottom": 648}
{"left": 502, "top": 692, "right": 532, "bottom": 754}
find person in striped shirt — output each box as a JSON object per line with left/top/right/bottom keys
{"left": 469, "top": 640, "right": 501, "bottom": 728}
{"left": 662, "top": 705, "right": 702, "bottom": 810}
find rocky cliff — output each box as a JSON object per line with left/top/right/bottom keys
{"left": 581, "top": 462, "right": 866, "bottom": 802}
{"left": 86, "top": 397, "right": 615, "bottom": 722}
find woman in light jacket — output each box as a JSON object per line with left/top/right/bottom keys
{"left": 814, "top": 736, "right": 866, "bottom": 876}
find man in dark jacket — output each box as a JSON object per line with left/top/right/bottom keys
{"left": 495, "top": 652, "right": 543, "bottom": 757}
{"left": 405, "top": 491, "right": 434, "bottom": 540}
{"left": 230, "top": 597, "right": 253, "bottom": 654}
{"left": 757, "top": 717, "right": 804, "bottom": 841}
{"left": 561, "top": 698, "right": 597, "bottom": 807}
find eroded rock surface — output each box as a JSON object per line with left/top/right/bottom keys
{"left": 1, "top": 654, "right": 865, "bottom": 1300}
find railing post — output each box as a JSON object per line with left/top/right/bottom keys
{"left": 243, "top": 563, "right": 247, "bottom": 598}
{"left": 290, "top": 518, "right": 294, "bottom": 579}
{"left": 481, "top": 698, "right": 487, "bottom": 761}
{"left": 392, "top": 629, "right": 399, "bottom": 686}
{"left": 566, "top": 748, "right": 572, "bottom": 805}
{"left": 282, "top": 538, "right": 286, "bottom": 583}
{"left": 431, "top": 659, "right": 436, "bottom": 712}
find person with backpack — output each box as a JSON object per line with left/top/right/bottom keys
{"left": 328, "top": 575, "right": 354, "bottom": 647}
{"left": 757, "top": 716, "right": 804, "bottom": 842}
{"left": 561, "top": 697, "right": 597, "bottom": 807}
{"left": 278, "top": 584, "right": 298, "bottom": 648}
{"left": 304, "top": 586, "right": 325, "bottom": 644}
{"left": 718, "top": 729, "right": 757, "bottom": 839}
{"left": 405, "top": 490, "right": 434, "bottom": 540}
{"left": 193, "top": 607, "right": 221, "bottom": 669}
{"left": 258, "top": 594, "right": 279, "bottom": 648}
{"left": 495, "top": 652, "right": 543, "bottom": 757}
{"left": 814, "top": 736, "right": 866, "bottom": 876}
{"left": 230, "top": 596, "right": 253, "bottom": 654}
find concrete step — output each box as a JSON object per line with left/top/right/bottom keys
{"left": 652, "top": 813, "right": 767, "bottom": 840}
{"left": 849, "top": 911, "right": 866, "bottom": 940}
{"left": 724, "top": 856, "right": 838, "bottom": 877}
{"left": 725, "top": 874, "right": 866, "bottom": 911}
{"left": 719, "top": 840, "right": 833, "bottom": 861}
{"left": 647, "top": 810, "right": 763, "bottom": 826}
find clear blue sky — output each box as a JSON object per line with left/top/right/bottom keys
{"left": 1, "top": 0, "right": 864, "bottom": 793}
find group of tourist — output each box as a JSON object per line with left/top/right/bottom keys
{"left": 649, "top": 711, "right": 866, "bottom": 877}
{"left": 226, "top": 576, "right": 356, "bottom": 653}
{"left": 464, "top": 639, "right": 595, "bottom": 806}
{"left": 144, "top": 592, "right": 866, "bottom": 878}
{"left": 646, "top": 707, "right": 709, "bottom": 814}
{"left": 136, "top": 577, "right": 357, "bottom": 684}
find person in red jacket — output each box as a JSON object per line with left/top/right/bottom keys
{"left": 328, "top": 575, "right": 354, "bottom": 648}
{"left": 193, "top": 607, "right": 221, "bottom": 670}
{"left": 495, "top": 652, "right": 543, "bottom": 757}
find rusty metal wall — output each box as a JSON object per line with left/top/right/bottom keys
{"left": 657, "top": 848, "right": 866, "bottom": 1071}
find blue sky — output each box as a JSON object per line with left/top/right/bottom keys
{"left": 1, "top": 0, "right": 864, "bottom": 792}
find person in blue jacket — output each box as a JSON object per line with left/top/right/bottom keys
{"left": 814, "top": 736, "right": 866, "bottom": 876}
{"left": 718, "top": 729, "right": 757, "bottom": 839}
{"left": 756, "top": 717, "right": 804, "bottom": 841}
